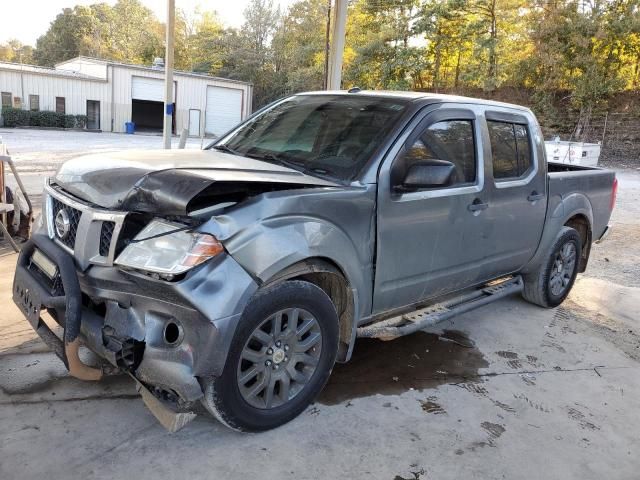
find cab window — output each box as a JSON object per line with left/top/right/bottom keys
{"left": 488, "top": 120, "right": 533, "bottom": 180}
{"left": 402, "top": 120, "right": 476, "bottom": 186}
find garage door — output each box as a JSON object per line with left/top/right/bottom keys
{"left": 132, "top": 76, "right": 176, "bottom": 102}
{"left": 205, "top": 86, "right": 243, "bottom": 136}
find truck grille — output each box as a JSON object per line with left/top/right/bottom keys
{"left": 46, "top": 184, "right": 127, "bottom": 266}
{"left": 50, "top": 197, "right": 82, "bottom": 249}
{"left": 100, "top": 221, "right": 115, "bottom": 256}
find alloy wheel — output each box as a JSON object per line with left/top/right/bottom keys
{"left": 236, "top": 308, "right": 323, "bottom": 409}
{"left": 549, "top": 242, "right": 577, "bottom": 296}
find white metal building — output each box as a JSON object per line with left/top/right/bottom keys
{"left": 0, "top": 57, "right": 253, "bottom": 137}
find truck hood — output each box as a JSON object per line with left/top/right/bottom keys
{"left": 53, "top": 149, "right": 340, "bottom": 215}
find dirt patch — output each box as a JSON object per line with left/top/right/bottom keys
{"left": 481, "top": 421, "right": 505, "bottom": 439}
{"left": 318, "top": 330, "right": 488, "bottom": 405}
{"left": 420, "top": 396, "right": 446, "bottom": 415}
{"left": 496, "top": 351, "right": 518, "bottom": 359}
{"left": 586, "top": 223, "right": 640, "bottom": 288}
{"left": 566, "top": 406, "right": 601, "bottom": 431}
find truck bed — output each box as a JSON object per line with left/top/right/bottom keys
{"left": 547, "top": 162, "right": 615, "bottom": 241}
{"left": 547, "top": 161, "right": 603, "bottom": 173}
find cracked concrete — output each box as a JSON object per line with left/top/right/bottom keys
{"left": 1, "top": 168, "right": 639, "bottom": 479}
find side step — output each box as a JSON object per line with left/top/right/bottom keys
{"left": 357, "top": 276, "right": 524, "bottom": 340}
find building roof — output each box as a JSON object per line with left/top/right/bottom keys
{"left": 55, "top": 56, "right": 252, "bottom": 86}
{"left": 0, "top": 61, "right": 106, "bottom": 81}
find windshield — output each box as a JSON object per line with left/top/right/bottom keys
{"left": 212, "top": 94, "right": 408, "bottom": 181}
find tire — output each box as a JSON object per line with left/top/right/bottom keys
{"left": 201, "top": 280, "right": 339, "bottom": 432}
{"left": 522, "top": 226, "right": 582, "bottom": 308}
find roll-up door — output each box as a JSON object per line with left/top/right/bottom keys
{"left": 205, "top": 86, "right": 243, "bottom": 136}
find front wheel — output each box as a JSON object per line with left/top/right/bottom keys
{"left": 522, "top": 226, "right": 582, "bottom": 308}
{"left": 201, "top": 280, "right": 339, "bottom": 432}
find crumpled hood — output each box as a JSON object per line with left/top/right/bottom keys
{"left": 53, "top": 149, "right": 339, "bottom": 215}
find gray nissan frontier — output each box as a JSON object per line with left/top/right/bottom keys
{"left": 13, "top": 91, "right": 616, "bottom": 432}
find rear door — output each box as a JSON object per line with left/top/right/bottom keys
{"left": 373, "top": 104, "right": 494, "bottom": 313}
{"left": 480, "top": 109, "right": 547, "bottom": 277}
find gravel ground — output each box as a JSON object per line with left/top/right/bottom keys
{"left": 0, "top": 129, "right": 638, "bottom": 479}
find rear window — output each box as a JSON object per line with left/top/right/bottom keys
{"left": 216, "top": 95, "right": 408, "bottom": 181}
{"left": 488, "top": 120, "right": 533, "bottom": 179}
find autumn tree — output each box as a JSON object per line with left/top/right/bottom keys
{"left": 0, "top": 40, "right": 34, "bottom": 64}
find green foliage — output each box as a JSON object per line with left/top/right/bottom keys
{"left": 0, "top": 109, "right": 88, "bottom": 129}
{"left": 33, "top": 0, "right": 164, "bottom": 66}
{"left": 63, "top": 114, "right": 77, "bottom": 128}
{"left": 75, "top": 115, "right": 88, "bottom": 129}
{"left": 29, "top": 111, "right": 65, "bottom": 127}
{"left": 16, "top": 0, "right": 640, "bottom": 118}
{"left": 0, "top": 39, "right": 34, "bottom": 64}
{"left": 1, "top": 108, "right": 30, "bottom": 127}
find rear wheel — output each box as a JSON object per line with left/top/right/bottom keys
{"left": 202, "top": 280, "right": 339, "bottom": 432}
{"left": 522, "top": 226, "right": 582, "bottom": 308}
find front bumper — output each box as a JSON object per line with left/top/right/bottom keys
{"left": 13, "top": 233, "right": 258, "bottom": 403}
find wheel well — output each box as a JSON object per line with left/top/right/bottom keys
{"left": 263, "top": 258, "right": 354, "bottom": 362}
{"left": 564, "top": 214, "right": 591, "bottom": 273}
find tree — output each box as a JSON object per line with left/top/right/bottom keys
{"left": 15, "top": 0, "right": 640, "bottom": 115}
{"left": 0, "top": 40, "right": 34, "bottom": 64}
{"left": 271, "top": 0, "right": 328, "bottom": 94}
{"left": 33, "top": 0, "right": 163, "bottom": 66}
{"left": 215, "top": 0, "right": 282, "bottom": 107}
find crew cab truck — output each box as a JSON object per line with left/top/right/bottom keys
{"left": 12, "top": 91, "right": 616, "bottom": 432}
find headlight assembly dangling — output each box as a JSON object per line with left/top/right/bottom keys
{"left": 115, "top": 219, "right": 223, "bottom": 280}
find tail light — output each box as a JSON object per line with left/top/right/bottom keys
{"left": 610, "top": 177, "right": 618, "bottom": 211}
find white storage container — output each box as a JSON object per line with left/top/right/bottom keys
{"left": 545, "top": 138, "right": 601, "bottom": 167}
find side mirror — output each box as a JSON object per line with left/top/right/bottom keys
{"left": 397, "top": 159, "right": 456, "bottom": 191}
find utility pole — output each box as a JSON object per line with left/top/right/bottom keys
{"left": 163, "top": 0, "right": 175, "bottom": 149}
{"left": 323, "top": 0, "right": 331, "bottom": 90}
{"left": 327, "top": 0, "right": 348, "bottom": 90}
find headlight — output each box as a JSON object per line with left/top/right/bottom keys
{"left": 115, "top": 219, "right": 223, "bottom": 276}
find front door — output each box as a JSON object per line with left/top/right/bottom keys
{"left": 373, "top": 105, "right": 493, "bottom": 314}
{"left": 86, "top": 100, "right": 100, "bottom": 130}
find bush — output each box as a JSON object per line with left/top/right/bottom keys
{"left": 1, "top": 107, "right": 30, "bottom": 127}
{"left": 63, "top": 114, "right": 76, "bottom": 128}
{"left": 75, "top": 115, "right": 88, "bottom": 129}
{"left": 28, "top": 111, "right": 43, "bottom": 126}
{"left": 1, "top": 108, "right": 87, "bottom": 129}
{"left": 30, "top": 110, "right": 66, "bottom": 127}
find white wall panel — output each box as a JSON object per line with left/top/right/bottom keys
{"left": 1, "top": 59, "right": 251, "bottom": 134}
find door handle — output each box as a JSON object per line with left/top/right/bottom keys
{"left": 527, "top": 191, "right": 544, "bottom": 202}
{"left": 468, "top": 199, "right": 489, "bottom": 212}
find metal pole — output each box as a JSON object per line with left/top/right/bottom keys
{"left": 163, "top": 0, "right": 176, "bottom": 149}
{"left": 323, "top": 0, "right": 332, "bottom": 90}
{"left": 327, "top": 0, "right": 348, "bottom": 90}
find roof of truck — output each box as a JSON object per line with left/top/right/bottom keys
{"left": 299, "top": 90, "right": 532, "bottom": 112}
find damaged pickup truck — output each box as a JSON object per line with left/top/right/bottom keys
{"left": 13, "top": 91, "right": 616, "bottom": 432}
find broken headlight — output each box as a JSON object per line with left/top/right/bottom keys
{"left": 115, "top": 219, "right": 223, "bottom": 277}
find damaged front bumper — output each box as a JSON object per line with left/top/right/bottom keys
{"left": 13, "top": 233, "right": 258, "bottom": 411}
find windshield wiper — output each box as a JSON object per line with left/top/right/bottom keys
{"left": 212, "top": 144, "right": 241, "bottom": 156}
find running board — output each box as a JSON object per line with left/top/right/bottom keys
{"left": 357, "top": 276, "right": 524, "bottom": 340}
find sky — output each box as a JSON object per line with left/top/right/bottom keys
{"left": 0, "top": 0, "right": 294, "bottom": 46}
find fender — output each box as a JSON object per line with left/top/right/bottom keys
{"left": 198, "top": 186, "right": 377, "bottom": 331}
{"left": 522, "top": 191, "right": 594, "bottom": 274}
